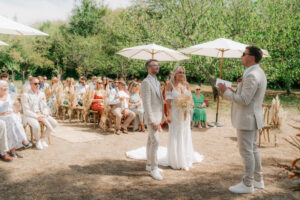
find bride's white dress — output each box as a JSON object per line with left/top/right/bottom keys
{"left": 126, "top": 84, "right": 203, "bottom": 169}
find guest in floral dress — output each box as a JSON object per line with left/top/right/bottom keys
{"left": 192, "top": 86, "right": 208, "bottom": 128}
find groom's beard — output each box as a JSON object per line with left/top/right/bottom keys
{"left": 151, "top": 70, "right": 159, "bottom": 75}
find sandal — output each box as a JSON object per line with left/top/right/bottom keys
{"left": 24, "top": 142, "right": 32, "bottom": 149}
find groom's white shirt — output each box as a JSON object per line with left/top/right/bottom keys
{"left": 141, "top": 74, "right": 164, "bottom": 125}
{"left": 222, "top": 64, "right": 267, "bottom": 130}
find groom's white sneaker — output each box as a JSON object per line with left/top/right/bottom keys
{"left": 229, "top": 182, "right": 254, "bottom": 194}
{"left": 150, "top": 169, "right": 163, "bottom": 181}
{"left": 146, "top": 165, "right": 163, "bottom": 172}
{"left": 254, "top": 180, "right": 264, "bottom": 189}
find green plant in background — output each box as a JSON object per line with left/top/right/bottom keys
{"left": 0, "top": 0, "right": 298, "bottom": 93}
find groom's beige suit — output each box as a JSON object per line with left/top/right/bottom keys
{"left": 222, "top": 64, "right": 267, "bottom": 186}
{"left": 141, "top": 74, "right": 164, "bottom": 170}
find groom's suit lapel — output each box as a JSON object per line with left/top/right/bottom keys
{"left": 147, "top": 75, "right": 162, "bottom": 99}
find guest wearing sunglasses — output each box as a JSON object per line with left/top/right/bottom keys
{"left": 192, "top": 86, "right": 208, "bottom": 128}
{"left": 21, "top": 77, "right": 57, "bottom": 150}
{"left": 218, "top": 46, "right": 266, "bottom": 194}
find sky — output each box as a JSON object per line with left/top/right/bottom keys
{"left": 0, "top": 0, "right": 132, "bottom": 25}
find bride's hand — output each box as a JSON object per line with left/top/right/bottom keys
{"left": 167, "top": 115, "right": 172, "bottom": 123}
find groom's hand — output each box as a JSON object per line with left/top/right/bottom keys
{"left": 152, "top": 123, "right": 159, "bottom": 131}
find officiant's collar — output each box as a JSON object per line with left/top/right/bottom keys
{"left": 148, "top": 74, "right": 158, "bottom": 81}
{"left": 243, "top": 64, "right": 258, "bottom": 78}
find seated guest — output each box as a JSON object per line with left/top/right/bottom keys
{"left": 91, "top": 79, "right": 107, "bottom": 129}
{"left": 129, "top": 82, "right": 145, "bottom": 132}
{"left": 22, "top": 74, "right": 32, "bottom": 93}
{"left": 21, "top": 77, "right": 58, "bottom": 150}
{"left": 192, "top": 86, "right": 208, "bottom": 128}
{"left": 102, "top": 76, "right": 110, "bottom": 93}
{"left": 109, "top": 80, "right": 135, "bottom": 134}
{"left": 107, "top": 78, "right": 113, "bottom": 90}
{"left": 0, "top": 72, "right": 16, "bottom": 95}
{"left": 0, "top": 81, "right": 31, "bottom": 158}
{"left": 0, "top": 120, "right": 12, "bottom": 162}
{"left": 88, "top": 76, "right": 97, "bottom": 90}
{"left": 47, "top": 77, "right": 60, "bottom": 115}
{"left": 43, "top": 76, "right": 50, "bottom": 88}
{"left": 38, "top": 76, "right": 47, "bottom": 90}
{"left": 63, "top": 78, "right": 76, "bottom": 105}
{"left": 76, "top": 76, "right": 89, "bottom": 106}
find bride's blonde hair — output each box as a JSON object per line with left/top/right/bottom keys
{"left": 171, "top": 65, "right": 187, "bottom": 85}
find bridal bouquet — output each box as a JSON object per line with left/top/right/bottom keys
{"left": 174, "top": 93, "right": 194, "bottom": 120}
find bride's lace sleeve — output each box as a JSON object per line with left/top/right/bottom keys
{"left": 165, "top": 91, "right": 173, "bottom": 100}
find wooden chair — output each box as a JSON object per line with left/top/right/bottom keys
{"left": 88, "top": 110, "right": 100, "bottom": 128}
{"left": 61, "top": 105, "right": 69, "bottom": 121}
{"left": 24, "top": 122, "right": 51, "bottom": 144}
{"left": 258, "top": 104, "right": 278, "bottom": 147}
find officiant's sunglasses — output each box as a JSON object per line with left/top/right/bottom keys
{"left": 242, "top": 53, "right": 252, "bottom": 57}
{"left": 33, "top": 83, "right": 40, "bottom": 86}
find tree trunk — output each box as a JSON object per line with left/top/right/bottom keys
{"left": 22, "top": 70, "right": 25, "bottom": 84}
{"left": 11, "top": 70, "right": 15, "bottom": 82}
{"left": 286, "top": 81, "right": 291, "bottom": 95}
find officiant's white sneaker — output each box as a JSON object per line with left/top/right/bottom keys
{"left": 229, "top": 182, "right": 254, "bottom": 194}
{"left": 254, "top": 180, "right": 264, "bottom": 189}
{"left": 146, "top": 165, "right": 163, "bottom": 172}
{"left": 150, "top": 169, "right": 163, "bottom": 181}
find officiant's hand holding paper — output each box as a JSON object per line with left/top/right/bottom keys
{"left": 217, "top": 83, "right": 227, "bottom": 94}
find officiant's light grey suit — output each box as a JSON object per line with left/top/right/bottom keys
{"left": 141, "top": 74, "right": 164, "bottom": 170}
{"left": 222, "top": 64, "right": 267, "bottom": 186}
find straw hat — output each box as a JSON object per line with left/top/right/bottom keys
{"left": 119, "top": 80, "right": 126, "bottom": 85}
{"left": 96, "top": 79, "right": 103, "bottom": 84}
{"left": 195, "top": 85, "right": 201, "bottom": 90}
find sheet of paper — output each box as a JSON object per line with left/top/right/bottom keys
{"left": 216, "top": 78, "right": 232, "bottom": 88}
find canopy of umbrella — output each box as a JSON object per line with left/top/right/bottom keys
{"left": 116, "top": 43, "right": 189, "bottom": 61}
{"left": 0, "top": 15, "right": 48, "bottom": 36}
{"left": 180, "top": 38, "right": 270, "bottom": 126}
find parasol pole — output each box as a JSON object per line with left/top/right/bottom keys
{"left": 152, "top": 49, "right": 154, "bottom": 59}
{"left": 215, "top": 49, "right": 224, "bottom": 124}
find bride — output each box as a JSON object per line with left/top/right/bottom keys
{"left": 126, "top": 66, "right": 203, "bottom": 171}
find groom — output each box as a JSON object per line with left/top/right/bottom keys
{"left": 141, "top": 59, "right": 164, "bottom": 181}
{"left": 218, "top": 46, "right": 267, "bottom": 194}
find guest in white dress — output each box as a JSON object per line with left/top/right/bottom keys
{"left": 129, "top": 82, "right": 145, "bottom": 132}
{"left": 0, "top": 80, "right": 31, "bottom": 158}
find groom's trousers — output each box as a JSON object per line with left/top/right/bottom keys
{"left": 237, "top": 129, "right": 263, "bottom": 187}
{"left": 146, "top": 124, "right": 159, "bottom": 170}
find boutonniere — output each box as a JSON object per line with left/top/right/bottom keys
{"left": 237, "top": 78, "right": 243, "bottom": 82}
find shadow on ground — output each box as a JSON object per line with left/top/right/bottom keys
{"left": 0, "top": 158, "right": 298, "bottom": 200}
